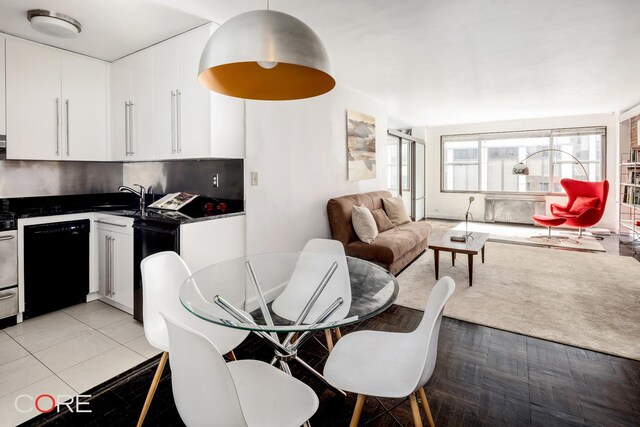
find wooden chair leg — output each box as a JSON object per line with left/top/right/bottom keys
{"left": 418, "top": 388, "right": 435, "bottom": 427}
{"left": 334, "top": 327, "right": 342, "bottom": 340}
{"left": 409, "top": 393, "right": 423, "bottom": 427}
{"left": 227, "top": 350, "right": 237, "bottom": 361}
{"left": 350, "top": 394, "right": 366, "bottom": 427}
{"left": 325, "top": 329, "right": 334, "bottom": 351}
{"left": 137, "top": 351, "right": 169, "bottom": 427}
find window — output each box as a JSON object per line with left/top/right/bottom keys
{"left": 441, "top": 127, "right": 605, "bottom": 194}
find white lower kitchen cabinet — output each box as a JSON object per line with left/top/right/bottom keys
{"left": 180, "top": 215, "right": 246, "bottom": 273}
{"left": 96, "top": 216, "right": 134, "bottom": 314}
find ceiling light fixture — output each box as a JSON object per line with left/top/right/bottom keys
{"left": 198, "top": 5, "right": 335, "bottom": 101}
{"left": 27, "top": 9, "right": 82, "bottom": 39}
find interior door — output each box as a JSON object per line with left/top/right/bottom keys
{"left": 413, "top": 141, "right": 426, "bottom": 221}
{"left": 387, "top": 130, "right": 426, "bottom": 220}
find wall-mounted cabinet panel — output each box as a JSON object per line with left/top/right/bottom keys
{"left": 61, "top": 55, "right": 108, "bottom": 160}
{"left": 6, "top": 40, "right": 62, "bottom": 160}
{"left": 211, "top": 93, "right": 245, "bottom": 158}
{"left": 153, "top": 24, "right": 211, "bottom": 160}
{"left": 110, "top": 50, "right": 154, "bottom": 161}
{"left": 6, "top": 39, "right": 108, "bottom": 161}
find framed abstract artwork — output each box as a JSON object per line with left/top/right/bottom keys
{"left": 347, "top": 110, "right": 376, "bottom": 180}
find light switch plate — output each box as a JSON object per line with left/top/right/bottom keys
{"left": 251, "top": 171, "right": 258, "bottom": 186}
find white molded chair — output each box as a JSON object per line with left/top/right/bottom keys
{"left": 272, "top": 238, "right": 351, "bottom": 351}
{"left": 323, "top": 276, "right": 456, "bottom": 427}
{"left": 137, "top": 251, "right": 250, "bottom": 427}
{"left": 162, "top": 312, "right": 319, "bottom": 427}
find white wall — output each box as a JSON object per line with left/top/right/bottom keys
{"left": 244, "top": 83, "right": 388, "bottom": 254}
{"left": 425, "top": 113, "right": 619, "bottom": 230}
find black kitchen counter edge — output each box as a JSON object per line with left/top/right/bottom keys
{"left": 0, "top": 193, "right": 245, "bottom": 226}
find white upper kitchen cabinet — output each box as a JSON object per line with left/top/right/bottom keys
{"left": 6, "top": 39, "right": 62, "bottom": 160}
{"left": 61, "top": 55, "right": 108, "bottom": 161}
{"left": 6, "top": 39, "right": 108, "bottom": 161}
{"left": 153, "top": 25, "right": 211, "bottom": 159}
{"left": 110, "top": 49, "right": 154, "bottom": 161}
{"left": 0, "top": 37, "right": 5, "bottom": 136}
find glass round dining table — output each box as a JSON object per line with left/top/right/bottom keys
{"left": 179, "top": 251, "right": 399, "bottom": 393}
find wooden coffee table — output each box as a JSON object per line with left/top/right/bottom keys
{"left": 428, "top": 231, "right": 490, "bottom": 286}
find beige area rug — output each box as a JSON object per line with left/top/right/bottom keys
{"left": 449, "top": 220, "right": 606, "bottom": 252}
{"left": 396, "top": 241, "right": 640, "bottom": 360}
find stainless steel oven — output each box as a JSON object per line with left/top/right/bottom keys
{"left": 0, "top": 230, "right": 18, "bottom": 324}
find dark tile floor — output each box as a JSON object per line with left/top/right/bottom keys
{"left": 25, "top": 233, "right": 640, "bottom": 427}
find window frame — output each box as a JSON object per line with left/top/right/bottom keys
{"left": 440, "top": 126, "right": 607, "bottom": 195}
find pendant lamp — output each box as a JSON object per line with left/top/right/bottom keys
{"left": 198, "top": 9, "right": 335, "bottom": 100}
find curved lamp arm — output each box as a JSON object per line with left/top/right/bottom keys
{"left": 512, "top": 148, "right": 589, "bottom": 180}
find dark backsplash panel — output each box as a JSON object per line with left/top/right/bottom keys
{"left": 0, "top": 160, "right": 122, "bottom": 198}
{"left": 123, "top": 159, "right": 244, "bottom": 200}
{"left": 0, "top": 159, "right": 244, "bottom": 201}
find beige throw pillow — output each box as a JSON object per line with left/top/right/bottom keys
{"left": 383, "top": 196, "right": 412, "bottom": 226}
{"left": 370, "top": 208, "right": 394, "bottom": 232}
{"left": 351, "top": 205, "right": 378, "bottom": 244}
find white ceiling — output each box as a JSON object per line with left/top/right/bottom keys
{"left": 1, "top": 0, "right": 639, "bottom": 127}
{"left": 0, "top": 0, "right": 207, "bottom": 61}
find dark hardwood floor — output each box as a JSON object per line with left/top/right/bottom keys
{"left": 26, "top": 233, "right": 640, "bottom": 426}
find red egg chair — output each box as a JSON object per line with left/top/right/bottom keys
{"left": 549, "top": 178, "right": 609, "bottom": 237}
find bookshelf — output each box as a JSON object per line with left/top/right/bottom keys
{"left": 619, "top": 119, "right": 640, "bottom": 254}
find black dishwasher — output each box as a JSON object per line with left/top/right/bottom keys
{"left": 24, "top": 220, "right": 90, "bottom": 319}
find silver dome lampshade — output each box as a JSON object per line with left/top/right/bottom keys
{"left": 512, "top": 162, "right": 530, "bottom": 175}
{"left": 198, "top": 10, "right": 335, "bottom": 100}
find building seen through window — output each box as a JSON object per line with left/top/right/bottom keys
{"left": 441, "top": 127, "right": 605, "bottom": 194}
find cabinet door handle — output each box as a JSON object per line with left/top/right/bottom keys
{"left": 105, "top": 234, "right": 110, "bottom": 297}
{"left": 0, "top": 235, "right": 15, "bottom": 241}
{"left": 171, "top": 91, "right": 176, "bottom": 154}
{"left": 176, "top": 89, "right": 182, "bottom": 154}
{"left": 124, "top": 102, "right": 129, "bottom": 156}
{"left": 129, "top": 102, "right": 135, "bottom": 156}
{"left": 0, "top": 292, "right": 15, "bottom": 301}
{"left": 65, "top": 99, "right": 70, "bottom": 157}
{"left": 110, "top": 236, "right": 116, "bottom": 297}
{"left": 95, "top": 220, "right": 128, "bottom": 228}
{"left": 55, "top": 98, "right": 60, "bottom": 155}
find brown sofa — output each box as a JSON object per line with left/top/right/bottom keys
{"left": 327, "top": 190, "right": 432, "bottom": 275}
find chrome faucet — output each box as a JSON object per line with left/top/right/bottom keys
{"left": 118, "top": 184, "right": 148, "bottom": 212}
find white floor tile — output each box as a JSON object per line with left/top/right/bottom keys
{"left": 57, "top": 346, "right": 145, "bottom": 394}
{"left": 4, "top": 311, "right": 74, "bottom": 338}
{"left": 0, "top": 375, "right": 76, "bottom": 427}
{"left": 10, "top": 316, "right": 93, "bottom": 354}
{"left": 0, "top": 331, "right": 29, "bottom": 367}
{"left": 65, "top": 303, "right": 131, "bottom": 329}
{"left": 61, "top": 300, "right": 110, "bottom": 318}
{"left": 0, "top": 355, "right": 52, "bottom": 398}
{"left": 33, "top": 331, "right": 119, "bottom": 373}
{"left": 98, "top": 318, "right": 144, "bottom": 344}
{"left": 124, "top": 335, "right": 162, "bottom": 359}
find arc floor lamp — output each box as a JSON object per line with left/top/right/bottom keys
{"left": 512, "top": 148, "right": 589, "bottom": 180}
